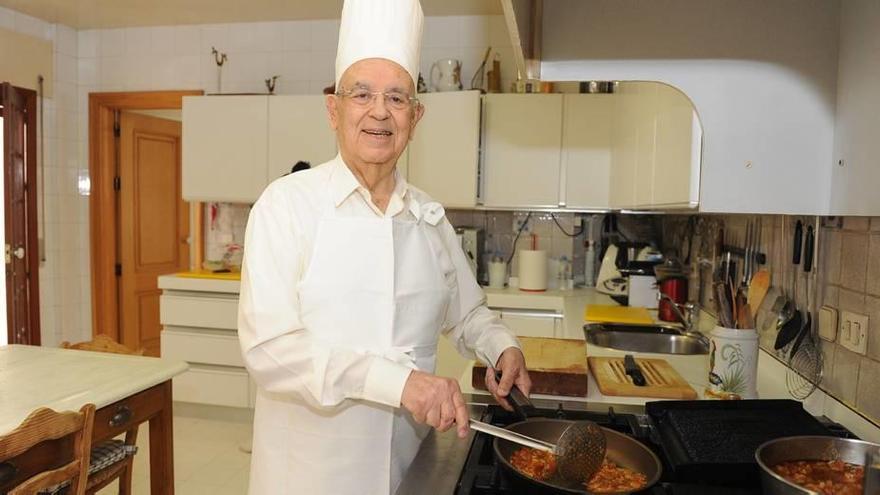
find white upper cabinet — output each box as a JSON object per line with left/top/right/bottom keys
{"left": 407, "top": 91, "right": 481, "bottom": 208}
{"left": 481, "top": 94, "right": 564, "bottom": 208}
{"left": 652, "top": 84, "right": 701, "bottom": 208}
{"left": 560, "top": 94, "right": 614, "bottom": 209}
{"left": 829, "top": 0, "right": 880, "bottom": 215}
{"left": 267, "top": 95, "right": 336, "bottom": 183}
{"left": 182, "top": 95, "right": 268, "bottom": 203}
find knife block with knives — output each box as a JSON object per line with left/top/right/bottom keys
{"left": 588, "top": 355, "right": 697, "bottom": 399}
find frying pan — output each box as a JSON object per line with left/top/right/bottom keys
{"left": 487, "top": 378, "right": 661, "bottom": 494}
{"left": 493, "top": 419, "right": 662, "bottom": 494}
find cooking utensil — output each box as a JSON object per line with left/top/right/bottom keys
{"left": 623, "top": 354, "right": 647, "bottom": 386}
{"left": 788, "top": 312, "right": 810, "bottom": 358}
{"left": 491, "top": 375, "right": 607, "bottom": 484}
{"left": 715, "top": 282, "right": 735, "bottom": 328}
{"left": 787, "top": 221, "right": 823, "bottom": 400}
{"left": 748, "top": 270, "right": 771, "bottom": 318}
{"left": 792, "top": 220, "right": 803, "bottom": 265}
{"left": 493, "top": 419, "right": 662, "bottom": 495}
{"left": 756, "top": 436, "right": 880, "bottom": 495}
{"left": 588, "top": 357, "right": 698, "bottom": 399}
{"left": 775, "top": 309, "right": 803, "bottom": 349}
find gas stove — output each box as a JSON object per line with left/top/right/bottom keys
{"left": 452, "top": 402, "right": 857, "bottom": 495}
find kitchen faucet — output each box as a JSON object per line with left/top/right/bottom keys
{"left": 657, "top": 293, "right": 707, "bottom": 345}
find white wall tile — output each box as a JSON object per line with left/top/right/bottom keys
{"left": 100, "top": 56, "right": 126, "bottom": 90}
{"left": 55, "top": 24, "right": 78, "bottom": 57}
{"left": 424, "top": 16, "right": 460, "bottom": 48}
{"left": 150, "top": 56, "right": 177, "bottom": 89}
{"left": 123, "top": 53, "right": 156, "bottom": 90}
{"left": 252, "top": 22, "right": 284, "bottom": 52}
{"left": 201, "top": 24, "right": 230, "bottom": 56}
{"left": 55, "top": 53, "right": 78, "bottom": 84}
{"left": 174, "top": 25, "right": 201, "bottom": 56}
{"left": 281, "top": 20, "right": 311, "bottom": 51}
{"left": 278, "top": 80, "right": 310, "bottom": 95}
{"left": 309, "top": 50, "right": 335, "bottom": 87}
{"left": 78, "top": 30, "right": 98, "bottom": 58}
{"left": 459, "top": 16, "right": 490, "bottom": 48}
{"left": 279, "top": 51, "right": 310, "bottom": 81}
{"left": 151, "top": 26, "right": 175, "bottom": 56}
{"left": 310, "top": 20, "right": 339, "bottom": 51}
{"left": 125, "top": 27, "right": 153, "bottom": 55}
{"left": 173, "top": 55, "right": 202, "bottom": 89}
{"left": 100, "top": 29, "right": 125, "bottom": 57}
{"left": 78, "top": 58, "right": 98, "bottom": 86}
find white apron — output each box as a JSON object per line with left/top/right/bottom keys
{"left": 248, "top": 196, "right": 452, "bottom": 495}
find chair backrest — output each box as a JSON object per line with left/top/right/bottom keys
{"left": 0, "top": 404, "right": 96, "bottom": 495}
{"left": 61, "top": 334, "right": 145, "bottom": 356}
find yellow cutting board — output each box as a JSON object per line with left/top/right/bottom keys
{"left": 174, "top": 270, "right": 241, "bottom": 281}
{"left": 584, "top": 304, "right": 653, "bottom": 325}
{"left": 588, "top": 356, "right": 697, "bottom": 399}
{"left": 472, "top": 337, "right": 588, "bottom": 397}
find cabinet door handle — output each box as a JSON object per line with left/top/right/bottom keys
{"left": 109, "top": 405, "right": 133, "bottom": 428}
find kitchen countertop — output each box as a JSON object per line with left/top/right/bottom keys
{"left": 0, "top": 345, "right": 188, "bottom": 433}
{"left": 158, "top": 273, "right": 240, "bottom": 293}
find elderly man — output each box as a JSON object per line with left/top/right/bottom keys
{"left": 237, "top": 0, "right": 530, "bottom": 493}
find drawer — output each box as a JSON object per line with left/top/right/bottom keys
{"left": 173, "top": 365, "right": 250, "bottom": 408}
{"left": 160, "top": 294, "right": 238, "bottom": 330}
{"left": 499, "top": 309, "right": 561, "bottom": 338}
{"left": 162, "top": 327, "right": 244, "bottom": 367}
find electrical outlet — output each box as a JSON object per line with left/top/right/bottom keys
{"left": 513, "top": 216, "right": 531, "bottom": 234}
{"left": 838, "top": 310, "right": 868, "bottom": 355}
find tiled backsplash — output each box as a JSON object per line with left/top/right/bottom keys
{"left": 662, "top": 214, "right": 880, "bottom": 425}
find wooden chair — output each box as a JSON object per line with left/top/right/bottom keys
{"left": 0, "top": 404, "right": 96, "bottom": 495}
{"left": 61, "top": 336, "right": 143, "bottom": 494}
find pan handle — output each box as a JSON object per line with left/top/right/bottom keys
{"left": 495, "top": 370, "right": 535, "bottom": 420}
{"left": 469, "top": 419, "right": 556, "bottom": 453}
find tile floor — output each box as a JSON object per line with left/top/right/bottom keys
{"left": 97, "top": 405, "right": 253, "bottom": 495}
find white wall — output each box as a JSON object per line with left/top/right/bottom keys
{"left": 0, "top": 7, "right": 83, "bottom": 347}
{"left": 540, "top": 0, "right": 841, "bottom": 215}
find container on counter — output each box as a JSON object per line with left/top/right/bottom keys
{"left": 488, "top": 257, "right": 507, "bottom": 288}
{"left": 706, "top": 325, "right": 758, "bottom": 400}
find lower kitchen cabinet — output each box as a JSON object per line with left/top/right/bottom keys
{"left": 158, "top": 276, "right": 253, "bottom": 408}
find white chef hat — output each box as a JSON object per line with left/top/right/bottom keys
{"left": 335, "top": 0, "right": 424, "bottom": 88}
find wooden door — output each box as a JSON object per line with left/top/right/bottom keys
{"left": 118, "top": 112, "right": 188, "bottom": 356}
{"left": 2, "top": 83, "right": 39, "bottom": 345}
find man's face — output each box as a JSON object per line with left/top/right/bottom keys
{"left": 326, "top": 58, "right": 424, "bottom": 167}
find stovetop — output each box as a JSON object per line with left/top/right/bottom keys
{"left": 452, "top": 403, "right": 857, "bottom": 495}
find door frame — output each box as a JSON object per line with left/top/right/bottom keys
{"left": 89, "top": 90, "right": 203, "bottom": 341}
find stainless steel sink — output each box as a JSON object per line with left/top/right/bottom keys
{"left": 584, "top": 323, "right": 710, "bottom": 355}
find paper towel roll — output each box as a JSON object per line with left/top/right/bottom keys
{"left": 518, "top": 250, "right": 547, "bottom": 291}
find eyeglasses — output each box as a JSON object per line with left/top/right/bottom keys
{"left": 335, "top": 86, "right": 419, "bottom": 111}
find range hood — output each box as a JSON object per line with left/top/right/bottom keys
{"left": 501, "top": 0, "right": 543, "bottom": 80}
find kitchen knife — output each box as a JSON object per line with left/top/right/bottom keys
{"left": 624, "top": 354, "right": 647, "bottom": 386}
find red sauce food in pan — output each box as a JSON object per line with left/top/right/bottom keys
{"left": 510, "top": 447, "right": 648, "bottom": 493}
{"left": 772, "top": 460, "right": 864, "bottom": 495}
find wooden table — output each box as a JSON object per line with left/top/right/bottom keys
{"left": 0, "top": 345, "right": 188, "bottom": 494}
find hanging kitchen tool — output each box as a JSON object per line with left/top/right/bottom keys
{"left": 748, "top": 270, "right": 771, "bottom": 318}
{"left": 787, "top": 221, "right": 823, "bottom": 400}
{"left": 481, "top": 376, "right": 609, "bottom": 486}
{"left": 775, "top": 219, "right": 805, "bottom": 349}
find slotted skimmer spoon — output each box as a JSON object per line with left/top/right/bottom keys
{"left": 469, "top": 418, "right": 607, "bottom": 483}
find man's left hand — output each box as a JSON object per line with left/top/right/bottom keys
{"left": 484, "top": 347, "right": 531, "bottom": 411}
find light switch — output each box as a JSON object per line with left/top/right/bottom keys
{"left": 839, "top": 310, "right": 868, "bottom": 355}
{"left": 818, "top": 306, "right": 838, "bottom": 342}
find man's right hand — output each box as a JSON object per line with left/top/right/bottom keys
{"left": 401, "top": 370, "right": 470, "bottom": 438}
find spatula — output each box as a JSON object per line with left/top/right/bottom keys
{"left": 748, "top": 270, "right": 771, "bottom": 318}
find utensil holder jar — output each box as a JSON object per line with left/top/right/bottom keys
{"left": 706, "top": 326, "right": 758, "bottom": 399}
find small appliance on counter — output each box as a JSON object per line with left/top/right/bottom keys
{"left": 655, "top": 260, "right": 690, "bottom": 321}
{"left": 596, "top": 242, "right": 663, "bottom": 305}
{"left": 456, "top": 227, "right": 484, "bottom": 282}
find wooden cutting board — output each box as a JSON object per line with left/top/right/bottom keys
{"left": 588, "top": 356, "right": 697, "bottom": 399}
{"left": 472, "top": 337, "right": 588, "bottom": 397}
